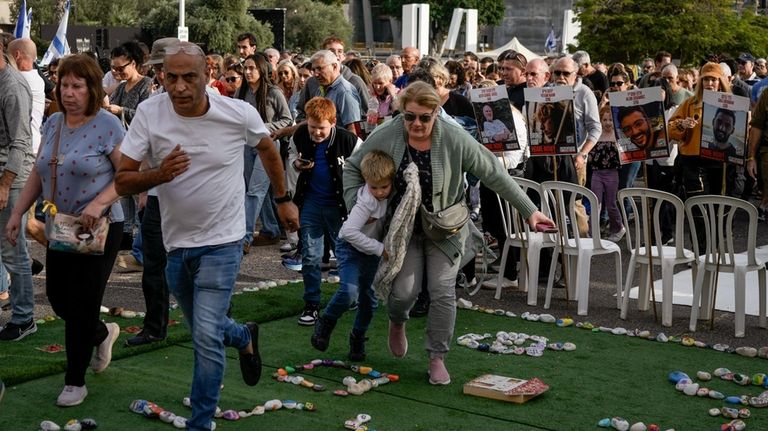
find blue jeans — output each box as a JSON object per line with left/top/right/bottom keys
{"left": 2, "top": 188, "right": 34, "bottom": 324}
{"left": 299, "top": 200, "right": 342, "bottom": 305}
{"left": 243, "top": 146, "right": 279, "bottom": 245}
{"left": 322, "top": 239, "right": 379, "bottom": 332}
{"left": 259, "top": 188, "right": 281, "bottom": 238}
{"left": 131, "top": 228, "right": 143, "bottom": 265}
{"left": 619, "top": 161, "right": 641, "bottom": 215}
{"left": 165, "top": 241, "right": 250, "bottom": 431}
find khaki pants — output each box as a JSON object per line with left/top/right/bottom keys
{"left": 574, "top": 162, "right": 589, "bottom": 237}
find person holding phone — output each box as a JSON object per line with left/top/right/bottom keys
{"left": 290, "top": 97, "right": 360, "bottom": 326}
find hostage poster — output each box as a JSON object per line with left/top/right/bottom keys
{"left": 608, "top": 87, "right": 669, "bottom": 164}
{"left": 524, "top": 86, "right": 577, "bottom": 156}
{"left": 469, "top": 85, "right": 520, "bottom": 153}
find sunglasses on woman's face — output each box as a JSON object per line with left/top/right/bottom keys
{"left": 403, "top": 111, "right": 435, "bottom": 123}
{"left": 225, "top": 76, "right": 240, "bottom": 83}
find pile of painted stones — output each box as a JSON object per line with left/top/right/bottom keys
{"left": 596, "top": 417, "right": 671, "bottom": 431}
{"left": 668, "top": 369, "right": 768, "bottom": 430}
{"left": 273, "top": 359, "right": 399, "bottom": 396}
{"left": 455, "top": 298, "right": 768, "bottom": 360}
{"left": 456, "top": 331, "right": 576, "bottom": 357}
{"left": 39, "top": 418, "right": 97, "bottom": 431}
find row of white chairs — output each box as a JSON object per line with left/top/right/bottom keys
{"left": 491, "top": 179, "right": 767, "bottom": 338}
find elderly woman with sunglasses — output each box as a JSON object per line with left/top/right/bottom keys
{"left": 343, "top": 82, "right": 552, "bottom": 386}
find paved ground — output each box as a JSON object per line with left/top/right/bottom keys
{"left": 3, "top": 198, "right": 768, "bottom": 351}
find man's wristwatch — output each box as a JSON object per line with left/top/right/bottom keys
{"left": 275, "top": 191, "right": 293, "bottom": 204}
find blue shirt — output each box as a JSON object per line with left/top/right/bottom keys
{"left": 752, "top": 76, "right": 768, "bottom": 104}
{"left": 38, "top": 110, "right": 124, "bottom": 221}
{"left": 314, "top": 75, "right": 361, "bottom": 127}
{"left": 307, "top": 141, "right": 336, "bottom": 206}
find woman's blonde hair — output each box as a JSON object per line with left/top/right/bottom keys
{"left": 397, "top": 81, "right": 441, "bottom": 112}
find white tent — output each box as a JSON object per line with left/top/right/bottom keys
{"left": 478, "top": 37, "right": 540, "bottom": 61}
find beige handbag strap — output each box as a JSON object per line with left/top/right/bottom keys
{"left": 48, "top": 120, "right": 63, "bottom": 205}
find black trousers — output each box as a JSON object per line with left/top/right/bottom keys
{"left": 140, "top": 196, "right": 169, "bottom": 338}
{"left": 46, "top": 222, "right": 122, "bottom": 386}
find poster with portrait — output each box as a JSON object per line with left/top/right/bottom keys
{"left": 523, "top": 86, "right": 577, "bottom": 156}
{"left": 700, "top": 90, "right": 749, "bottom": 166}
{"left": 608, "top": 87, "right": 669, "bottom": 164}
{"left": 469, "top": 85, "right": 520, "bottom": 153}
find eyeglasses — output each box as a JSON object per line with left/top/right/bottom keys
{"left": 312, "top": 63, "right": 332, "bottom": 73}
{"left": 610, "top": 81, "right": 625, "bottom": 87}
{"left": 165, "top": 42, "right": 204, "bottom": 56}
{"left": 553, "top": 70, "right": 574, "bottom": 77}
{"left": 225, "top": 76, "right": 240, "bottom": 83}
{"left": 278, "top": 71, "right": 291, "bottom": 76}
{"left": 524, "top": 71, "right": 540, "bottom": 77}
{"left": 403, "top": 111, "right": 435, "bottom": 123}
{"left": 111, "top": 61, "right": 133, "bottom": 73}
{"left": 500, "top": 51, "right": 527, "bottom": 66}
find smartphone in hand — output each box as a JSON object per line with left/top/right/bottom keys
{"left": 535, "top": 222, "right": 558, "bottom": 233}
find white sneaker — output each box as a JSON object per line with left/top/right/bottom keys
{"left": 92, "top": 322, "right": 120, "bottom": 373}
{"left": 481, "top": 277, "right": 518, "bottom": 289}
{"left": 56, "top": 385, "right": 88, "bottom": 407}
{"left": 606, "top": 227, "right": 626, "bottom": 243}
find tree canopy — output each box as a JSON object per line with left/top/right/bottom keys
{"left": 573, "top": 0, "right": 768, "bottom": 65}
{"left": 379, "top": 0, "right": 505, "bottom": 56}
{"left": 255, "top": 0, "right": 353, "bottom": 54}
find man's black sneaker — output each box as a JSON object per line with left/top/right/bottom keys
{"left": 310, "top": 316, "right": 336, "bottom": 351}
{"left": 239, "top": 322, "right": 262, "bottom": 386}
{"left": 124, "top": 331, "right": 166, "bottom": 347}
{"left": 297, "top": 305, "right": 318, "bottom": 326}
{"left": 0, "top": 319, "right": 37, "bottom": 341}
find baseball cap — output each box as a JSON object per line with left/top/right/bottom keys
{"left": 144, "top": 37, "right": 180, "bottom": 66}
{"left": 738, "top": 53, "right": 755, "bottom": 63}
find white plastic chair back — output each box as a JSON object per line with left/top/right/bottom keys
{"left": 618, "top": 188, "right": 687, "bottom": 260}
{"left": 685, "top": 195, "right": 765, "bottom": 337}
{"left": 685, "top": 195, "right": 758, "bottom": 267}
{"left": 541, "top": 181, "right": 603, "bottom": 248}
{"left": 618, "top": 188, "right": 694, "bottom": 326}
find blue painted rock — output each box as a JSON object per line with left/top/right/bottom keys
{"left": 597, "top": 418, "right": 612, "bottom": 428}
{"left": 725, "top": 396, "right": 743, "bottom": 404}
{"left": 668, "top": 371, "right": 690, "bottom": 383}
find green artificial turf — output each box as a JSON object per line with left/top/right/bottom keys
{"left": 0, "top": 281, "right": 335, "bottom": 386}
{"left": 2, "top": 284, "right": 768, "bottom": 430}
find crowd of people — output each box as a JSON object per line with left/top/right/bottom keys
{"left": 2, "top": 27, "right": 768, "bottom": 430}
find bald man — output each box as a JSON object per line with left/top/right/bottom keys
{"left": 394, "top": 46, "right": 420, "bottom": 88}
{"left": 7, "top": 39, "right": 43, "bottom": 155}
{"left": 116, "top": 41, "right": 299, "bottom": 431}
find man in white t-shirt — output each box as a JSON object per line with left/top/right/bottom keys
{"left": 116, "top": 41, "right": 299, "bottom": 431}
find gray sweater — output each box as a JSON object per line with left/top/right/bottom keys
{"left": 0, "top": 65, "right": 34, "bottom": 188}
{"left": 344, "top": 115, "right": 538, "bottom": 264}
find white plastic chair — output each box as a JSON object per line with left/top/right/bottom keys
{"left": 541, "top": 181, "right": 622, "bottom": 315}
{"left": 618, "top": 188, "right": 696, "bottom": 327}
{"left": 685, "top": 195, "right": 767, "bottom": 337}
{"left": 493, "top": 178, "right": 557, "bottom": 302}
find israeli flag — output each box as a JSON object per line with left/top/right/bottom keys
{"left": 545, "top": 28, "right": 557, "bottom": 53}
{"left": 13, "top": 0, "right": 32, "bottom": 39}
{"left": 41, "top": 0, "right": 71, "bottom": 66}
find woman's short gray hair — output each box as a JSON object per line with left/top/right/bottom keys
{"left": 370, "top": 63, "right": 393, "bottom": 82}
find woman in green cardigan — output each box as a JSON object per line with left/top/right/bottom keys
{"left": 343, "top": 82, "right": 553, "bottom": 385}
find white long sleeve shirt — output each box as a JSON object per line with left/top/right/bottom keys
{"left": 338, "top": 185, "right": 389, "bottom": 256}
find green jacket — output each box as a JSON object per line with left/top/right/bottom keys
{"left": 343, "top": 115, "right": 538, "bottom": 264}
